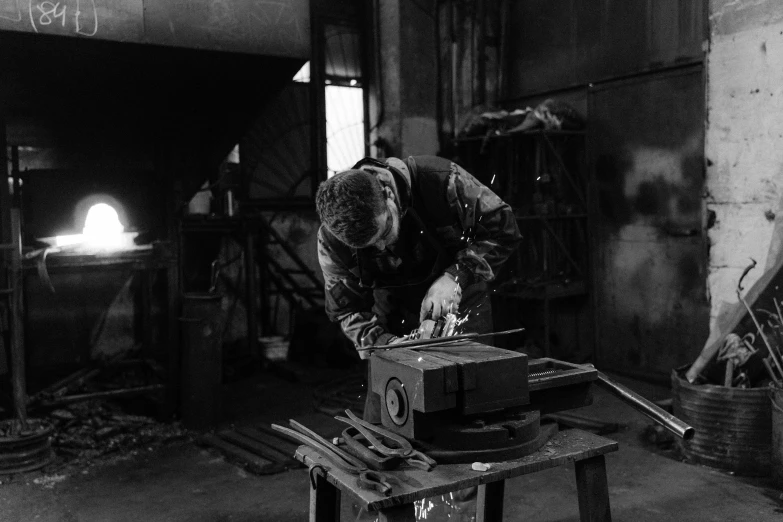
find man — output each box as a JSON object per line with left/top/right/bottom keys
{"left": 315, "top": 155, "right": 522, "bottom": 421}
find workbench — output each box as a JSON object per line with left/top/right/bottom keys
{"left": 295, "top": 428, "right": 618, "bottom": 522}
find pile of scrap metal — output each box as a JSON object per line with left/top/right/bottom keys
{"left": 28, "top": 352, "right": 166, "bottom": 409}
{"left": 0, "top": 350, "right": 171, "bottom": 475}
{"left": 0, "top": 402, "right": 185, "bottom": 475}
{"left": 46, "top": 403, "right": 186, "bottom": 467}
{"left": 686, "top": 259, "right": 783, "bottom": 388}
{"left": 457, "top": 99, "right": 585, "bottom": 140}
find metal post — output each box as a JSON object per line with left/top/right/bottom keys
{"left": 245, "top": 228, "right": 260, "bottom": 356}
{"left": 9, "top": 209, "right": 27, "bottom": 428}
{"left": 310, "top": 0, "right": 328, "bottom": 195}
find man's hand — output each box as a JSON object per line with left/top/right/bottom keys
{"left": 419, "top": 273, "right": 462, "bottom": 323}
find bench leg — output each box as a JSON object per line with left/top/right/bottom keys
{"left": 310, "top": 470, "right": 341, "bottom": 522}
{"left": 378, "top": 503, "right": 415, "bottom": 521}
{"left": 574, "top": 455, "right": 611, "bottom": 522}
{"left": 477, "top": 481, "right": 505, "bottom": 522}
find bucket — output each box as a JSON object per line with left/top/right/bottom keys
{"left": 672, "top": 368, "right": 771, "bottom": 476}
{"left": 772, "top": 387, "right": 783, "bottom": 487}
{"left": 260, "top": 336, "right": 289, "bottom": 361}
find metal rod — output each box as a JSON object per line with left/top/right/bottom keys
{"left": 27, "top": 367, "right": 94, "bottom": 404}
{"left": 763, "top": 357, "right": 783, "bottom": 387}
{"left": 35, "top": 384, "right": 165, "bottom": 407}
{"left": 356, "top": 327, "right": 526, "bottom": 352}
{"left": 738, "top": 290, "right": 783, "bottom": 378}
{"left": 589, "top": 366, "right": 694, "bottom": 440}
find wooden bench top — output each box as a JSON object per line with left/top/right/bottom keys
{"left": 295, "top": 428, "right": 618, "bottom": 512}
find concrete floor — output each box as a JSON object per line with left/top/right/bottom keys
{"left": 1, "top": 364, "right": 782, "bottom": 522}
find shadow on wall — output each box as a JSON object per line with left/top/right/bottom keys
{"left": 594, "top": 131, "right": 708, "bottom": 368}
{"left": 596, "top": 132, "right": 703, "bottom": 236}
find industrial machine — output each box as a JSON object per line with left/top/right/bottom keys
{"left": 370, "top": 340, "right": 693, "bottom": 463}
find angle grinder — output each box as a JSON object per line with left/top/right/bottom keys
{"left": 412, "top": 313, "right": 458, "bottom": 340}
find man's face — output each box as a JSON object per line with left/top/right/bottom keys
{"left": 364, "top": 194, "right": 399, "bottom": 251}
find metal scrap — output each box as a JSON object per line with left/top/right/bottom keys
{"left": 43, "top": 401, "right": 187, "bottom": 470}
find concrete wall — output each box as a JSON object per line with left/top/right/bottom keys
{"left": 372, "top": 0, "right": 439, "bottom": 158}
{"left": 0, "top": 0, "right": 309, "bottom": 58}
{"left": 706, "top": 0, "right": 783, "bottom": 343}
{"left": 438, "top": 1, "right": 710, "bottom": 377}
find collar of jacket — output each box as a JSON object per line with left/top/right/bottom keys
{"left": 358, "top": 157, "right": 412, "bottom": 218}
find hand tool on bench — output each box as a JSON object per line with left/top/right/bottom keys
{"left": 271, "top": 420, "right": 394, "bottom": 496}
{"left": 340, "top": 427, "right": 401, "bottom": 471}
{"left": 335, "top": 409, "right": 437, "bottom": 471}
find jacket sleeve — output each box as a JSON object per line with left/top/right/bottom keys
{"left": 442, "top": 162, "right": 522, "bottom": 289}
{"left": 317, "top": 227, "right": 397, "bottom": 348}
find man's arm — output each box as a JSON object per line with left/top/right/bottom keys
{"left": 317, "top": 227, "right": 397, "bottom": 351}
{"left": 442, "top": 162, "right": 522, "bottom": 289}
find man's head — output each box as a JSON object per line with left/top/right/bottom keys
{"left": 315, "top": 169, "right": 400, "bottom": 250}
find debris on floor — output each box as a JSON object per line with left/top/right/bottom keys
{"left": 32, "top": 474, "right": 67, "bottom": 489}
{"left": 42, "top": 400, "right": 188, "bottom": 472}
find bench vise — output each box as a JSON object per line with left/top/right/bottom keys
{"left": 371, "top": 341, "right": 691, "bottom": 462}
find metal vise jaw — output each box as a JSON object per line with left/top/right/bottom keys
{"left": 370, "top": 341, "right": 529, "bottom": 442}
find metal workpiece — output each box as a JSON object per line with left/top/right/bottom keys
{"left": 529, "top": 359, "right": 694, "bottom": 440}
{"left": 271, "top": 420, "right": 396, "bottom": 496}
{"left": 356, "top": 327, "right": 526, "bottom": 352}
{"left": 591, "top": 367, "right": 695, "bottom": 440}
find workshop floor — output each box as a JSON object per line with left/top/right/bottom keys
{"left": 1, "top": 363, "right": 782, "bottom": 522}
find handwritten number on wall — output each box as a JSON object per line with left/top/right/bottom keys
{"left": 27, "top": 0, "right": 98, "bottom": 35}
{"left": 37, "top": 2, "right": 67, "bottom": 26}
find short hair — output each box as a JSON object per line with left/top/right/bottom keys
{"left": 315, "top": 169, "right": 385, "bottom": 248}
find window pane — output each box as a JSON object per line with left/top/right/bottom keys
{"left": 326, "top": 85, "right": 364, "bottom": 177}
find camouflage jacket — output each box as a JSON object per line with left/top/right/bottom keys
{"left": 317, "top": 155, "right": 521, "bottom": 349}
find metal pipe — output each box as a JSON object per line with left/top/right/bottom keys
{"left": 589, "top": 366, "right": 694, "bottom": 440}
{"left": 9, "top": 209, "right": 27, "bottom": 429}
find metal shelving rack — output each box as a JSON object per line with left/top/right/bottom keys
{"left": 454, "top": 130, "right": 591, "bottom": 357}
